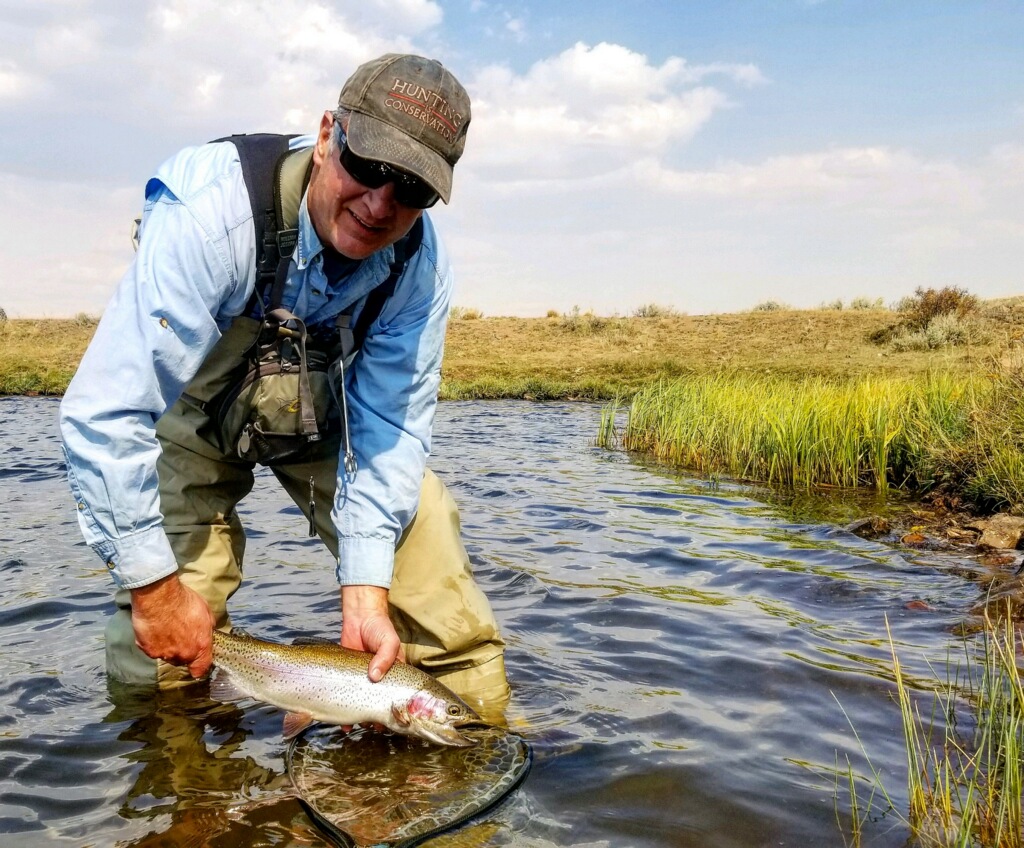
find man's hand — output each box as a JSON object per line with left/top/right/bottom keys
{"left": 340, "top": 585, "right": 405, "bottom": 682}
{"left": 130, "top": 574, "right": 215, "bottom": 678}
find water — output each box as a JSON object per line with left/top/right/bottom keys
{"left": 0, "top": 396, "right": 999, "bottom": 847}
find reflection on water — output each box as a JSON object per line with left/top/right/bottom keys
{"left": 0, "top": 397, "right": 999, "bottom": 846}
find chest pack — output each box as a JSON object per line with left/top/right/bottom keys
{"left": 180, "top": 133, "right": 423, "bottom": 468}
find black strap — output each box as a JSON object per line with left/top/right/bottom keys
{"left": 215, "top": 133, "right": 300, "bottom": 316}
{"left": 350, "top": 216, "right": 425, "bottom": 351}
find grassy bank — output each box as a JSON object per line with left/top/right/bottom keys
{"left": 5, "top": 297, "right": 1023, "bottom": 398}
{"left": 603, "top": 369, "right": 1024, "bottom": 512}
{"left": 606, "top": 372, "right": 972, "bottom": 490}
{"left": 0, "top": 317, "right": 98, "bottom": 395}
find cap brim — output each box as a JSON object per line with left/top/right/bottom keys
{"left": 346, "top": 112, "right": 453, "bottom": 204}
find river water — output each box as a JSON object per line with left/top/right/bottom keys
{"left": 0, "top": 397, "right": 998, "bottom": 847}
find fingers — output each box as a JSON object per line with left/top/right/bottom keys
{"left": 368, "top": 635, "right": 400, "bottom": 682}
{"left": 129, "top": 575, "right": 215, "bottom": 675}
{"left": 188, "top": 638, "right": 214, "bottom": 678}
{"left": 340, "top": 584, "right": 403, "bottom": 682}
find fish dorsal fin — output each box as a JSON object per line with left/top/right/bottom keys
{"left": 283, "top": 711, "right": 316, "bottom": 740}
{"left": 291, "top": 635, "right": 337, "bottom": 647}
{"left": 229, "top": 627, "right": 257, "bottom": 640}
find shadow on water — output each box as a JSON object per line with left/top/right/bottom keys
{"left": 0, "top": 397, "right": 1007, "bottom": 846}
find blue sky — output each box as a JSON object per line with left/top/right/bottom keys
{"left": 0, "top": 0, "right": 1021, "bottom": 317}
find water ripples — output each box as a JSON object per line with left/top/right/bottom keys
{"left": 0, "top": 397, "right": 1001, "bottom": 846}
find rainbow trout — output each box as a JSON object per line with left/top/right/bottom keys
{"left": 211, "top": 630, "right": 482, "bottom": 746}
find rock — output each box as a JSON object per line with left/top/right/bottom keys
{"left": 966, "top": 514, "right": 1024, "bottom": 550}
{"left": 847, "top": 516, "right": 891, "bottom": 539}
{"left": 901, "top": 532, "right": 927, "bottom": 546}
{"left": 903, "top": 600, "right": 933, "bottom": 612}
{"left": 980, "top": 551, "right": 1017, "bottom": 568}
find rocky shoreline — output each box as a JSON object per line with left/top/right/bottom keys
{"left": 848, "top": 499, "right": 1024, "bottom": 623}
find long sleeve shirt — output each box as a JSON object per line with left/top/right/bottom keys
{"left": 58, "top": 136, "right": 451, "bottom": 591}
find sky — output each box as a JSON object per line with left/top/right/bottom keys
{"left": 0, "top": 0, "right": 1021, "bottom": 318}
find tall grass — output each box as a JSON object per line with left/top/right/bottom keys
{"left": 603, "top": 370, "right": 1024, "bottom": 511}
{"left": 841, "top": 612, "right": 1024, "bottom": 847}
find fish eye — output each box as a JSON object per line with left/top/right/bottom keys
{"left": 447, "top": 704, "right": 462, "bottom": 717}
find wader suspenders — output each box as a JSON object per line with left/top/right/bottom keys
{"left": 207, "top": 134, "right": 424, "bottom": 471}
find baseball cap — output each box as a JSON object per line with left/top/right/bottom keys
{"left": 338, "top": 53, "right": 471, "bottom": 204}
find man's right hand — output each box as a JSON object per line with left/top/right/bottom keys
{"left": 130, "top": 574, "right": 215, "bottom": 678}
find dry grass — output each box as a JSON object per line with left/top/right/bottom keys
{"left": 3, "top": 300, "right": 1024, "bottom": 398}
{"left": 0, "top": 318, "right": 99, "bottom": 394}
{"left": 441, "top": 303, "right": 1024, "bottom": 398}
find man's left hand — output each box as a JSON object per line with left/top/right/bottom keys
{"left": 340, "top": 584, "right": 405, "bottom": 682}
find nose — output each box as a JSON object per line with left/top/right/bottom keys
{"left": 363, "top": 181, "right": 397, "bottom": 218}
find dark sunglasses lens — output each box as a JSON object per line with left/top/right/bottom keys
{"left": 393, "top": 180, "right": 440, "bottom": 209}
{"left": 340, "top": 146, "right": 389, "bottom": 189}
{"left": 341, "top": 145, "right": 439, "bottom": 209}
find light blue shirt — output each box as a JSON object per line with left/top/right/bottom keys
{"left": 58, "top": 136, "right": 452, "bottom": 591}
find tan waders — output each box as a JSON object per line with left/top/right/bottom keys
{"left": 106, "top": 320, "right": 509, "bottom": 716}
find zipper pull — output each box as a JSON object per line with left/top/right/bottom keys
{"left": 307, "top": 476, "right": 316, "bottom": 538}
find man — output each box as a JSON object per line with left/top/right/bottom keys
{"left": 58, "top": 53, "right": 509, "bottom": 711}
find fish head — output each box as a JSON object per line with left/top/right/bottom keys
{"left": 390, "top": 689, "right": 484, "bottom": 747}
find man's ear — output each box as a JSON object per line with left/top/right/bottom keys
{"left": 312, "top": 111, "right": 333, "bottom": 167}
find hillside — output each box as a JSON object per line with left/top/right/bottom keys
{"left": 2, "top": 297, "right": 1022, "bottom": 398}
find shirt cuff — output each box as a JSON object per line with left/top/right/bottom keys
{"left": 94, "top": 525, "right": 180, "bottom": 590}
{"left": 336, "top": 536, "right": 395, "bottom": 588}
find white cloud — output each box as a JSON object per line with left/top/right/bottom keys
{"left": 437, "top": 133, "right": 1023, "bottom": 316}
{"left": 504, "top": 15, "right": 526, "bottom": 42}
{"left": 0, "top": 61, "right": 41, "bottom": 100}
{"left": 464, "top": 43, "right": 744, "bottom": 178}
{"left": 0, "top": 173, "right": 138, "bottom": 317}
{"left": 0, "top": 10, "right": 1019, "bottom": 321}
{"left": 0, "top": 0, "right": 445, "bottom": 141}
{"left": 632, "top": 146, "right": 982, "bottom": 213}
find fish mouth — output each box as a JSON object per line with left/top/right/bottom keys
{"left": 439, "top": 717, "right": 492, "bottom": 747}
{"left": 417, "top": 716, "right": 492, "bottom": 747}
{"left": 417, "top": 723, "right": 477, "bottom": 748}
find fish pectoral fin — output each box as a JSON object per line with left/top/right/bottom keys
{"left": 390, "top": 704, "right": 412, "bottom": 728}
{"left": 209, "top": 668, "right": 248, "bottom": 703}
{"left": 282, "top": 711, "right": 316, "bottom": 741}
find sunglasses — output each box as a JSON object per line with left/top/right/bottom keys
{"left": 339, "top": 142, "right": 440, "bottom": 209}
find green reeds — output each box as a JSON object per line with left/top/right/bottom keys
{"left": 609, "top": 370, "right": 1023, "bottom": 510}
{"left": 841, "top": 612, "right": 1024, "bottom": 847}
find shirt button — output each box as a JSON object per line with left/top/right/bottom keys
{"left": 312, "top": 288, "right": 322, "bottom": 297}
{"left": 159, "top": 317, "right": 169, "bottom": 328}
{"left": 77, "top": 502, "right": 85, "bottom": 510}
{"left": 106, "top": 560, "right": 115, "bottom": 570}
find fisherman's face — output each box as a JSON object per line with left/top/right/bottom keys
{"left": 307, "top": 113, "right": 424, "bottom": 260}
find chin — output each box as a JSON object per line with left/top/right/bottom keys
{"left": 332, "top": 235, "right": 381, "bottom": 261}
